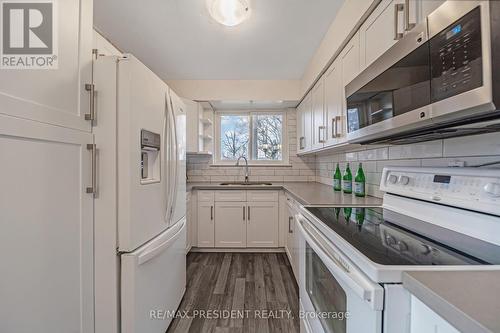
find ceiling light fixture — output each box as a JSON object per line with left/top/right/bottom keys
{"left": 207, "top": 0, "right": 251, "bottom": 27}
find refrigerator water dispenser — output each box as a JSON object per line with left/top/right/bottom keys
{"left": 140, "top": 129, "right": 161, "bottom": 184}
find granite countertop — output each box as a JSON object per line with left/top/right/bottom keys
{"left": 403, "top": 270, "right": 500, "bottom": 333}
{"left": 187, "top": 182, "right": 383, "bottom": 206}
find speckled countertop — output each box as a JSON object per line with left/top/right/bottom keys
{"left": 187, "top": 182, "right": 382, "bottom": 206}
{"left": 403, "top": 270, "right": 500, "bottom": 333}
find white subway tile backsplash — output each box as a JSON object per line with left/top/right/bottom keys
{"left": 357, "top": 147, "right": 389, "bottom": 161}
{"left": 389, "top": 140, "right": 442, "bottom": 159}
{"left": 443, "top": 132, "right": 500, "bottom": 157}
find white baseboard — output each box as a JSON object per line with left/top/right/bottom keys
{"left": 189, "top": 247, "right": 286, "bottom": 253}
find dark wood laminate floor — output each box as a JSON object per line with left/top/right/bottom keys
{"left": 167, "top": 252, "right": 300, "bottom": 333}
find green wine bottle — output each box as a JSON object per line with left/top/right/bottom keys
{"left": 342, "top": 163, "right": 352, "bottom": 194}
{"left": 333, "top": 163, "right": 342, "bottom": 191}
{"left": 354, "top": 163, "right": 366, "bottom": 197}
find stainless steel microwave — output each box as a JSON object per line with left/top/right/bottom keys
{"left": 345, "top": 0, "right": 500, "bottom": 144}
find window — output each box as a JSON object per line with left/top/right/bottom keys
{"left": 215, "top": 111, "right": 288, "bottom": 164}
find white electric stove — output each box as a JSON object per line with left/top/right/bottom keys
{"left": 297, "top": 166, "right": 500, "bottom": 333}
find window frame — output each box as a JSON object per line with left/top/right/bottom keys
{"left": 214, "top": 110, "right": 289, "bottom": 166}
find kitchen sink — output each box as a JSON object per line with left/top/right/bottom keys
{"left": 219, "top": 182, "right": 273, "bottom": 186}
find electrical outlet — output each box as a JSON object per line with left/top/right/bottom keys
{"left": 448, "top": 160, "right": 465, "bottom": 167}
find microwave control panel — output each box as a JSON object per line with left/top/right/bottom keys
{"left": 430, "top": 6, "right": 482, "bottom": 102}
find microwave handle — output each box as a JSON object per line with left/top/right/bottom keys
{"left": 296, "top": 214, "right": 384, "bottom": 310}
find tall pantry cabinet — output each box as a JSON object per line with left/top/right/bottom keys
{"left": 0, "top": 1, "right": 96, "bottom": 333}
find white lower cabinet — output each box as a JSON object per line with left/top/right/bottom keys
{"left": 215, "top": 202, "right": 247, "bottom": 248}
{"left": 246, "top": 202, "right": 279, "bottom": 247}
{"left": 285, "top": 197, "right": 300, "bottom": 281}
{"left": 410, "top": 296, "right": 460, "bottom": 333}
{"left": 196, "top": 190, "right": 279, "bottom": 248}
{"left": 197, "top": 192, "right": 215, "bottom": 247}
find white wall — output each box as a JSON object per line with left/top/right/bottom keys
{"left": 187, "top": 109, "right": 316, "bottom": 182}
{"left": 316, "top": 132, "right": 500, "bottom": 198}
{"left": 167, "top": 79, "right": 301, "bottom": 102}
{"left": 300, "top": 0, "right": 377, "bottom": 96}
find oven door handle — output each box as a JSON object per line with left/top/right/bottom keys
{"left": 296, "top": 215, "right": 384, "bottom": 310}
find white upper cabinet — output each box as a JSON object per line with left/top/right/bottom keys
{"left": 0, "top": 0, "right": 93, "bottom": 132}
{"left": 297, "top": 92, "right": 312, "bottom": 154}
{"left": 340, "top": 31, "right": 361, "bottom": 88}
{"left": 359, "top": 0, "right": 438, "bottom": 71}
{"left": 311, "top": 77, "right": 325, "bottom": 151}
{"left": 323, "top": 59, "right": 343, "bottom": 147}
{"left": 360, "top": 0, "right": 404, "bottom": 70}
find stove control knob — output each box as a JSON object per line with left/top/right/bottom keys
{"left": 388, "top": 175, "right": 398, "bottom": 184}
{"left": 484, "top": 183, "right": 500, "bottom": 197}
{"left": 397, "top": 240, "right": 408, "bottom": 252}
{"left": 399, "top": 176, "right": 410, "bottom": 185}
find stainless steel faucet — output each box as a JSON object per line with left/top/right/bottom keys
{"left": 236, "top": 156, "right": 249, "bottom": 183}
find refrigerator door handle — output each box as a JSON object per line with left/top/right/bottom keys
{"left": 164, "top": 93, "right": 175, "bottom": 224}
{"left": 168, "top": 92, "right": 179, "bottom": 224}
{"left": 137, "top": 219, "right": 186, "bottom": 265}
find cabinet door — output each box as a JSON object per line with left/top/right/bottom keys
{"left": 0, "top": 0, "right": 93, "bottom": 132}
{"left": 197, "top": 201, "right": 214, "bottom": 247}
{"left": 215, "top": 202, "right": 246, "bottom": 248}
{"left": 0, "top": 115, "right": 94, "bottom": 332}
{"left": 311, "top": 78, "right": 325, "bottom": 150}
{"left": 302, "top": 92, "right": 313, "bottom": 152}
{"left": 296, "top": 101, "right": 304, "bottom": 153}
{"left": 323, "top": 59, "right": 343, "bottom": 147}
{"left": 410, "top": 296, "right": 460, "bottom": 333}
{"left": 340, "top": 32, "right": 361, "bottom": 144}
{"left": 359, "top": 0, "right": 405, "bottom": 70}
{"left": 285, "top": 205, "right": 295, "bottom": 271}
{"left": 246, "top": 202, "right": 279, "bottom": 248}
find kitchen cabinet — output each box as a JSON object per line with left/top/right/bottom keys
{"left": 297, "top": 92, "right": 313, "bottom": 154}
{"left": 285, "top": 197, "right": 300, "bottom": 281}
{"left": 311, "top": 78, "right": 326, "bottom": 151}
{"left": 246, "top": 202, "right": 279, "bottom": 247}
{"left": 410, "top": 296, "right": 460, "bottom": 333}
{"left": 323, "top": 59, "right": 343, "bottom": 147}
{"left": 197, "top": 191, "right": 215, "bottom": 247}
{"left": 185, "top": 99, "right": 213, "bottom": 155}
{"left": 196, "top": 190, "right": 279, "bottom": 248}
{"left": 215, "top": 202, "right": 247, "bottom": 248}
{"left": 359, "top": 0, "right": 421, "bottom": 70}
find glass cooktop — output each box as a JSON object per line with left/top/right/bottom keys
{"left": 305, "top": 206, "right": 490, "bottom": 266}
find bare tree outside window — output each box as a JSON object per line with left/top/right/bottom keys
{"left": 218, "top": 112, "right": 285, "bottom": 163}
{"left": 254, "top": 114, "right": 282, "bottom": 160}
{"left": 220, "top": 115, "right": 249, "bottom": 160}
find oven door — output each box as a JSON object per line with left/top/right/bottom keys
{"left": 296, "top": 214, "right": 384, "bottom": 333}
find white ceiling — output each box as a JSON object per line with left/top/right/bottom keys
{"left": 94, "top": 0, "right": 345, "bottom": 80}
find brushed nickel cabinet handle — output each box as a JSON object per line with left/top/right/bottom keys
{"left": 243, "top": 206, "right": 246, "bottom": 220}
{"left": 332, "top": 118, "right": 336, "bottom": 138}
{"left": 247, "top": 206, "right": 250, "bottom": 221}
{"left": 335, "top": 116, "right": 341, "bottom": 138}
{"left": 404, "top": 0, "right": 416, "bottom": 31}
{"left": 288, "top": 216, "right": 293, "bottom": 233}
{"left": 211, "top": 206, "right": 213, "bottom": 220}
{"left": 394, "top": 3, "right": 404, "bottom": 40}
{"left": 86, "top": 144, "right": 97, "bottom": 194}
{"left": 84, "top": 83, "right": 95, "bottom": 121}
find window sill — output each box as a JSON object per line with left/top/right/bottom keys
{"left": 210, "top": 163, "right": 292, "bottom": 168}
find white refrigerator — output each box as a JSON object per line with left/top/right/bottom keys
{"left": 94, "top": 54, "right": 187, "bottom": 333}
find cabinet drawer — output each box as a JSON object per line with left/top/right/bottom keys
{"left": 197, "top": 190, "right": 214, "bottom": 202}
{"left": 214, "top": 190, "right": 246, "bottom": 202}
{"left": 247, "top": 190, "right": 279, "bottom": 202}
